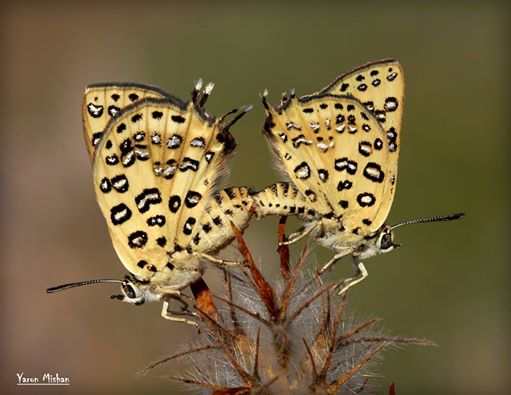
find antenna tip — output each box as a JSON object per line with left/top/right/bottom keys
{"left": 204, "top": 81, "right": 215, "bottom": 94}
{"left": 194, "top": 78, "right": 203, "bottom": 91}
{"left": 451, "top": 212, "right": 465, "bottom": 220}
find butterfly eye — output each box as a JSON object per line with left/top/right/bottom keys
{"left": 122, "top": 282, "right": 137, "bottom": 299}
{"left": 379, "top": 232, "right": 393, "bottom": 251}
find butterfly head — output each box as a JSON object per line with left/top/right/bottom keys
{"left": 47, "top": 274, "right": 154, "bottom": 306}
{"left": 357, "top": 225, "right": 399, "bottom": 260}
{"left": 358, "top": 212, "right": 464, "bottom": 260}
{"left": 110, "top": 276, "right": 150, "bottom": 305}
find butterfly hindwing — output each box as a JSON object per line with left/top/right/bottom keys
{"left": 92, "top": 97, "right": 236, "bottom": 279}
{"left": 82, "top": 83, "right": 171, "bottom": 159}
{"left": 263, "top": 94, "right": 395, "bottom": 235}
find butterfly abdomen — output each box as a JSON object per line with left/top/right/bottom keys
{"left": 190, "top": 186, "right": 255, "bottom": 253}
{"left": 254, "top": 182, "right": 319, "bottom": 221}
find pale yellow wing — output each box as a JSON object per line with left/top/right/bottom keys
{"left": 92, "top": 97, "right": 238, "bottom": 279}
{"left": 82, "top": 83, "right": 170, "bottom": 160}
{"left": 263, "top": 94, "right": 396, "bottom": 235}
{"left": 314, "top": 59, "right": 404, "bottom": 188}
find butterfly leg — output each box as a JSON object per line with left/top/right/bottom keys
{"left": 196, "top": 252, "right": 241, "bottom": 267}
{"left": 279, "top": 221, "right": 320, "bottom": 246}
{"left": 317, "top": 248, "right": 352, "bottom": 274}
{"left": 161, "top": 298, "right": 199, "bottom": 327}
{"left": 336, "top": 258, "right": 368, "bottom": 295}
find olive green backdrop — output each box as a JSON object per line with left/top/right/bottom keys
{"left": 2, "top": 1, "right": 509, "bottom": 394}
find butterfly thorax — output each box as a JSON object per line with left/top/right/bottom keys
{"left": 313, "top": 218, "right": 363, "bottom": 253}
{"left": 312, "top": 218, "right": 395, "bottom": 260}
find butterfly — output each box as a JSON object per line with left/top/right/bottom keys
{"left": 48, "top": 81, "right": 254, "bottom": 324}
{"left": 254, "top": 59, "right": 463, "bottom": 294}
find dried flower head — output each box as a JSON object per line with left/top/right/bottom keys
{"left": 143, "top": 218, "right": 433, "bottom": 394}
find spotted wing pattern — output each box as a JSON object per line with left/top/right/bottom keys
{"left": 82, "top": 83, "right": 170, "bottom": 159}
{"left": 263, "top": 94, "right": 396, "bottom": 236}
{"left": 315, "top": 59, "right": 404, "bottom": 185}
{"left": 93, "top": 97, "right": 242, "bottom": 279}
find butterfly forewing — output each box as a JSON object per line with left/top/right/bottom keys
{"left": 264, "top": 94, "right": 396, "bottom": 235}
{"left": 82, "top": 83, "right": 170, "bottom": 159}
{"left": 93, "top": 98, "right": 236, "bottom": 280}
{"left": 318, "top": 59, "right": 404, "bottom": 183}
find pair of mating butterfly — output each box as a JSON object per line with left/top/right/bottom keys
{"left": 48, "top": 59, "right": 463, "bottom": 324}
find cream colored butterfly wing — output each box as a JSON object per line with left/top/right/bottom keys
{"left": 316, "top": 59, "right": 404, "bottom": 188}
{"left": 83, "top": 83, "right": 170, "bottom": 160}
{"left": 263, "top": 97, "right": 334, "bottom": 215}
{"left": 264, "top": 94, "right": 396, "bottom": 236}
{"left": 93, "top": 97, "right": 237, "bottom": 279}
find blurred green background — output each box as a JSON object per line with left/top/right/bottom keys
{"left": 2, "top": 1, "right": 509, "bottom": 394}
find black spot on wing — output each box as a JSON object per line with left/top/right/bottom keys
{"left": 334, "top": 157, "right": 357, "bottom": 175}
{"left": 358, "top": 141, "right": 372, "bottom": 157}
{"left": 128, "top": 230, "right": 148, "bottom": 249}
{"left": 99, "top": 177, "right": 111, "bottom": 193}
{"left": 171, "top": 115, "right": 186, "bottom": 123}
{"left": 318, "top": 169, "right": 329, "bottom": 182}
{"left": 384, "top": 97, "right": 399, "bottom": 112}
{"left": 304, "top": 189, "right": 317, "bottom": 202}
{"left": 128, "top": 93, "right": 139, "bottom": 102}
{"left": 190, "top": 137, "right": 206, "bottom": 148}
{"left": 135, "top": 188, "right": 162, "bottom": 213}
{"left": 185, "top": 191, "right": 202, "bottom": 208}
{"left": 294, "top": 161, "right": 311, "bottom": 179}
{"left": 205, "top": 151, "right": 214, "bottom": 163}
{"left": 337, "top": 180, "right": 353, "bottom": 191}
{"left": 120, "top": 138, "right": 133, "bottom": 154}
{"left": 179, "top": 157, "right": 199, "bottom": 172}
{"left": 134, "top": 131, "right": 145, "bottom": 142}
{"left": 152, "top": 110, "right": 164, "bottom": 119}
{"left": 339, "top": 200, "right": 349, "bottom": 209}
{"left": 183, "top": 217, "right": 196, "bottom": 235}
{"left": 363, "top": 162, "right": 385, "bottom": 183}
{"left": 292, "top": 135, "right": 311, "bottom": 148}
{"left": 110, "top": 203, "right": 132, "bottom": 225}
{"left": 147, "top": 215, "right": 166, "bottom": 227}
{"left": 167, "top": 134, "right": 182, "bottom": 149}
{"left": 87, "top": 103, "right": 103, "bottom": 118}
{"left": 357, "top": 193, "right": 376, "bottom": 207}
{"left": 111, "top": 174, "right": 129, "bottom": 193}
{"left": 116, "top": 123, "right": 126, "bottom": 133}
{"left": 108, "top": 105, "right": 121, "bottom": 117}
{"left": 92, "top": 132, "right": 103, "bottom": 148}
{"left": 105, "top": 154, "right": 119, "bottom": 166}
{"left": 169, "top": 195, "right": 181, "bottom": 213}
{"left": 131, "top": 113, "right": 143, "bottom": 123}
